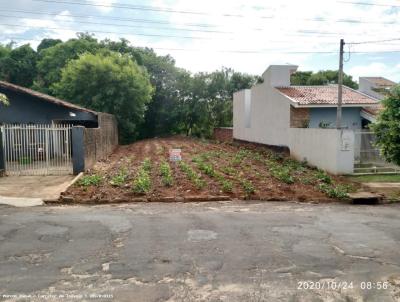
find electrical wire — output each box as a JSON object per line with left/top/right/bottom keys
{"left": 0, "top": 14, "right": 232, "bottom": 34}
{"left": 31, "top": 0, "right": 271, "bottom": 18}
{"left": 348, "top": 37, "right": 400, "bottom": 44}
{"left": 1, "top": 8, "right": 398, "bottom": 27}
{"left": 3, "top": 36, "right": 400, "bottom": 54}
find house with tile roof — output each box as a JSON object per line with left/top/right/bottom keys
{"left": 359, "top": 77, "right": 396, "bottom": 100}
{"left": 358, "top": 77, "right": 397, "bottom": 123}
{"left": 233, "top": 65, "right": 380, "bottom": 174}
{"left": 0, "top": 81, "right": 118, "bottom": 176}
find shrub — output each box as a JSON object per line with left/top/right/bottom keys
{"left": 317, "top": 183, "right": 350, "bottom": 199}
{"left": 221, "top": 180, "right": 233, "bottom": 193}
{"left": 132, "top": 159, "right": 152, "bottom": 193}
{"left": 271, "top": 168, "right": 295, "bottom": 184}
{"left": 109, "top": 168, "right": 128, "bottom": 187}
{"left": 78, "top": 174, "right": 102, "bottom": 187}
{"left": 143, "top": 158, "right": 152, "bottom": 172}
{"left": 242, "top": 180, "right": 255, "bottom": 196}
{"left": 314, "top": 170, "right": 332, "bottom": 184}
{"left": 132, "top": 170, "right": 151, "bottom": 194}
{"left": 197, "top": 162, "right": 216, "bottom": 177}
{"left": 160, "top": 161, "right": 173, "bottom": 187}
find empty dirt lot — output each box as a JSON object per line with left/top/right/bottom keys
{"left": 65, "top": 136, "right": 354, "bottom": 203}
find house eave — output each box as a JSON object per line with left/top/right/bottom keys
{"left": 360, "top": 110, "right": 377, "bottom": 123}
{"left": 294, "top": 103, "right": 379, "bottom": 108}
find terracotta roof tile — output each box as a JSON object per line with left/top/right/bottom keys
{"left": 276, "top": 85, "right": 379, "bottom": 106}
{"left": 362, "top": 104, "right": 383, "bottom": 116}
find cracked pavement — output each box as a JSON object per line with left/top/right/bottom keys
{"left": 0, "top": 201, "right": 400, "bottom": 301}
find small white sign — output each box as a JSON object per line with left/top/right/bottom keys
{"left": 169, "top": 149, "right": 182, "bottom": 161}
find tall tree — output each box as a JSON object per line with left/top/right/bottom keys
{"left": 371, "top": 85, "right": 400, "bottom": 165}
{"left": 291, "top": 70, "right": 358, "bottom": 89}
{"left": 34, "top": 33, "right": 100, "bottom": 93}
{"left": 37, "top": 38, "right": 62, "bottom": 53}
{"left": 0, "top": 44, "right": 38, "bottom": 87}
{"left": 52, "top": 51, "right": 154, "bottom": 143}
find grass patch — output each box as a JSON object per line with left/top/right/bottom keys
{"left": 347, "top": 174, "right": 400, "bottom": 183}
{"left": 241, "top": 179, "right": 255, "bottom": 197}
{"left": 317, "top": 183, "right": 352, "bottom": 199}
{"left": 159, "top": 161, "right": 174, "bottom": 187}
{"left": 109, "top": 168, "right": 128, "bottom": 187}
{"left": 132, "top": 158, "right": 152, "bottom": 194}
{"left": 78, "top": 174, "right": 102, "bottom": 187}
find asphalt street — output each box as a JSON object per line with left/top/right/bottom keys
{"left": 0, "top": 201, "right": 400, "bottom": 301}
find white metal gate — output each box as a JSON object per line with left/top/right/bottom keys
{"left": 1, "top": 124, "right": 73, "bottom": 176}
{"left": 354, "top": 130, "right": 400, "bottom": 174}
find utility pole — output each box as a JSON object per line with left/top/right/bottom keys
{"left": 336, "top": 38, "right": 345, "bottom": 129}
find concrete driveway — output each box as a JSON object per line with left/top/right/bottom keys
{"left": 0, "top": 176, "right": 75, "bottom": 206}
{"left": 0, "top": 202, "right": 400, "bottom": 301}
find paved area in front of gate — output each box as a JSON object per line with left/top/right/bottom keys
{"left": 0, "top": 202, "right": 399, "bottom": 301}
{"left": 0, "top": 175, "right": 75, "bottom": 201}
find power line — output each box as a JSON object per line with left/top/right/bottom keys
{"left": 0, "top": 22, "right": 371, "bottom": 40}
{"left": 0, "top": 14, "right": 363, "bottom": 37}
{"left": 0, "top": 14, "right": 232, "bottom": 34}
{"left": 0, "top": 23, "right": 221, "bottom": 40}
{"left": 0, "top": 8, "right": 218, "bottom": 28}
{"left": 348, "top": 37, "right": 400, "bottom": 44}
{"left": 1, "top": 8, "right": 398, "bottom": 28}
{"left": 32, "top": 0, "right": 273, "bottom": 19}
{"left": 3, "top": 36, "right": 400, "bottom": 54}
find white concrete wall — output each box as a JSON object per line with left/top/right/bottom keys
{"left": 233, "top": 65, "right": 355, "bottom": 174}
{"left": 288, "top": 128, "right": 355, "bottom": 175}
{"left": 233, "top": 83, "right": 291, "bottom": 147}
{"left": 262, "top": 65, "right": 298, "bottom": 87}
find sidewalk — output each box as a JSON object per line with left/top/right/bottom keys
{"left": 0, "top": 175, "right": 76, "bottom": 206}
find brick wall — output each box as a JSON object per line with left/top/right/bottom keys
{"left": 290, "top": 106, "right": 310, "bottom": 128}
{"left": 213, "top": 127, "right": 233, "bottom": 142}
{"left": 83, "top": 113, "right": 118, "bottom": 170}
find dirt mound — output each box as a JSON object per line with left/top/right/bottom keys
{"left": 64, "top": 136, "right": 354, "bottom": 203}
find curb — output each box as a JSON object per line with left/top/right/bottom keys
{"left": 48, "top": 195, "right": 232, "bottom": 205}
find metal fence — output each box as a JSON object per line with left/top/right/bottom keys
{"left": 1, "top": 124, "right": 73, "bottom": 176}
{"left": 354, "top": 130, "right": 400, "bottom": 174}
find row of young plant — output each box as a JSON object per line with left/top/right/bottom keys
{"left": 77, "top": 156, "right": 177, "bottom": 194}
{"left": 228, "top": 147, "right": 353, "bottom": 199}
{"left": 191, "top": 152, "right": 255, "bottom": 197}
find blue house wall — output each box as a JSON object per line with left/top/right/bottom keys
{"left": 0, "top": 88, "right": 97, "bottom": 126}
{"left": 308, "top": 107, "right": 362, "bottom": 129}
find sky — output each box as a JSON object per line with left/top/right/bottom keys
{"left": 0, "top": 0, "right": 399, "bottom": 82}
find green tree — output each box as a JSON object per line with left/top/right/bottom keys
{"left": 290, "top": 71, "right": 312, "bottom": 85}
{"left": 176, "top": 68, "right": 259, "bottom": 138}
{"left": 371, "top": 85, "right": 400, "bottom": 165}
{"left": 138, "top": 51, "right": 190, "bottom": 138}
{"left": 34, "top": 34, "right": 100, "bottom": 93}
{"left": 291, "top": 70, "right": 358, "bottom": 89}
{"left": 0, "top": 44, "right": 38, "bottom": 87}
{"left": 37, "top": 38, "right": 62, "bottom": 53}
{"left": 53, "top": 51, "right": 153, "bottom": 143}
